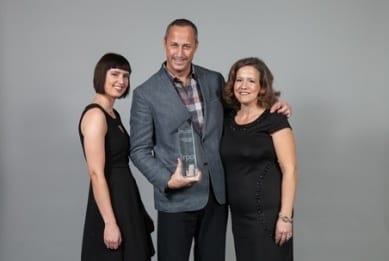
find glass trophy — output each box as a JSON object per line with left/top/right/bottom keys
{"left": 178, "top": 122, "right": 198, "bottom": 177}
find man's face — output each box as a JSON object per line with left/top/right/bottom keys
{"left": 164, "top": 25, "right": 198, "bottom": 77}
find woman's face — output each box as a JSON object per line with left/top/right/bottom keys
{"left": 233, "top": 65, "right": 261, "bottom": 107}
{"left": 104, "top": 68, "right": 130, "bottom": 98}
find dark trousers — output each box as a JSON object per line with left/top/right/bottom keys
{"left": 157, "top": 188, "right": 228, "bottom": 261}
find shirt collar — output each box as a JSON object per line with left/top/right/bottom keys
{"left": 162, "top": 62, "right": 197, "bottom": 83}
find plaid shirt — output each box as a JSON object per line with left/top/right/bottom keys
{"left": 164, "top": 64, "right": 204, "bottom": 134}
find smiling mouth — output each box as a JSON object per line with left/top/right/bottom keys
{"left": 114, "top": 86, "right": 125, "bottom": 91}
{"left": 173, "top": 57, "right": 187, "bottom": 63}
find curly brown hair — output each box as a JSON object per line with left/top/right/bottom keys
{"left": 224, "top": 57, "right": 280, "bottom": 110}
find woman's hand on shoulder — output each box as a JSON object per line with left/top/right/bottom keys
{"left": 270, "top": 101, "right": 292, "bottom": 118}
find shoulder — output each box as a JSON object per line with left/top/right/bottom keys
{"left": 82, "top": 107, "right": 106, "bottom": 124}
{"left": 194, "top": 64, "right": 224, "bottom": 79}
{"left": 80, "top": 105, "right": 107, "bottom": 133}
{"left": 263, "top": 110, "right": 291, "bottom": 133}
{"left": 194, "top": 64, "right": 220, "bottom": 74}
{"left": 81, "top": 104, "right": 106, "bottom": 119}
{"left": 133, "top": 68, "right": 166, "bottom": 96}
{"left": 194, "top": 64, "right": 225, "bottom": 96}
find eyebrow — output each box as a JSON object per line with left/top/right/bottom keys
{"left": 110, "top": 69, "right": 129, "bottom": 74}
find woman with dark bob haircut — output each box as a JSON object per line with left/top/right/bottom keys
{"left": 93, "top": 53, "right": 131, "bottom": 97}
{"left": 221, "top": 57, "right": 298, "bottom": 261}
{"left": 79, "top": 53, "right": 154, "bottom": 261}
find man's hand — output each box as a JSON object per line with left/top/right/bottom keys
{"left": 270, "top": 101, "right": 292, "bottom": 117}
{"left": 167, "top": 159, "right": 202, "bottom": 189}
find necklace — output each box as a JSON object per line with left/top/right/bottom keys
{"left": 107, "top": 108, "right": 115, "bottom": 118}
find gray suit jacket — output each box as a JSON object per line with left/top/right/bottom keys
{"left": 130, "top": 64, "right": 226, "bottom": 212}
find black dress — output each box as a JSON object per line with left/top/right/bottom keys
{"left": 220, "top": 109, "right": 293, "bottom": 261}
{"left": 79, "top": 104, "right": 154, "bottom": 261}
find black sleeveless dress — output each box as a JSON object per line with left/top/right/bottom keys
{"left": 79, "top": 104, "right": 154, "bottom": 261}
{"left": 220, "top": 109, "right": 293, "bottom": 261}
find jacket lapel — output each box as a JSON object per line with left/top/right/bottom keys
{"left": 195, "top": 67, "right": 210, "bottom": 135}
{"left": 156, "top": 68, "right": 191, "bottom": 130}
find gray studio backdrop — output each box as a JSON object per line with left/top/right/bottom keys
{"left": 1, "top": 0, "right": 388, "bottom": 260}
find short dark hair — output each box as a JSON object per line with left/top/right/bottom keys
{"left": 165, "top": 18, "right": 198, "bottom": 43}
{"left": 93, "top": 53, "right": 131, "bottom": 98}
{"left": 224, "top": 57, "right": 280, "bottom": 110}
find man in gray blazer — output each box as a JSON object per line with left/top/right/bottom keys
{"left": 130, "top": 18, "right": 227, "bottom": 261}
{"left": 130, "top": 18, "right": 290, "bottom": 261}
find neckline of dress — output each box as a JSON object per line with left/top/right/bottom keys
{"left": 232, "top": 109, "right": 269, "bottom": 128}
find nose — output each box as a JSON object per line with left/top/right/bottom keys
{"left": 240, "top": 80, "right": 248, "bottom": 89}
{"left": 118, "top": 75, "right": 125, "bottom": 84}
{"left": 177, "top": 46, "right": 183, "bottom": 57}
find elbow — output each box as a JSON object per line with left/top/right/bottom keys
{"left": 129, "top": 149, "right": 141, "bottom": 168}
{"left": 280, "top": 163, "right": 298, "bottom": 180}
{"left": 292, "top": 164, "right": 298, "bottom": 178}
{"left": 290, "top": 165, "right": 298, "bottom": 181}
{"left": 130, "top": 146, "right": 153, "bottom": 167}
{"left": 129, "top": 143, "right": 142, "bottom": 162}
{"left": 87, "top": 169, "right": 103, "bottom": 183}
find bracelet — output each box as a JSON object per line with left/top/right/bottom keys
{"left": 278, "top": 214, "right": 293, "bottom": 223}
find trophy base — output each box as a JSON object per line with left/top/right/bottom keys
{"left": 183, "top": 163, "right": 196, "bottom": 177}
